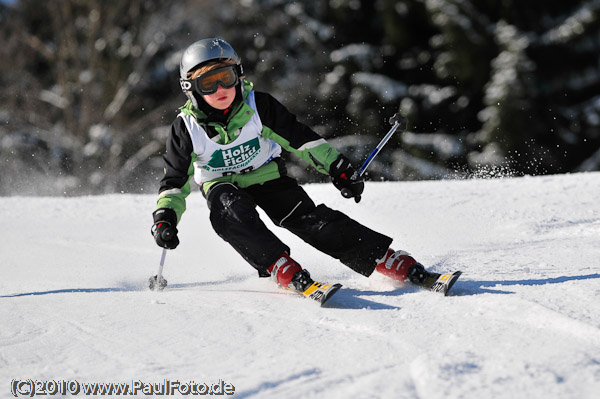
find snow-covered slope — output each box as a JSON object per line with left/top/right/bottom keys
{"left": 2, "top": 173, "right": 600, "bottom": 399}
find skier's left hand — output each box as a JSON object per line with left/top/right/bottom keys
{"left": 151, "top": 208, "right": 180, "bottom": 249}
{"left": 330, "top": 155, "right": 364, "bottom": 203}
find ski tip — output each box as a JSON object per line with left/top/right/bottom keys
{"left": 302, "top": 281, "right": 342, "bottom": 306}
{"left": 320, "top": 283, "right": 342, "bottom": 307}
{"left": 444, "top": 271, "right": 462, "bottom": 296}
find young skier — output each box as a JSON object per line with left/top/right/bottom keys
{"left": 151, "top": 38, "right": 451, "bottom": 299}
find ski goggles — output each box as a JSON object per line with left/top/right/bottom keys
{"left": 181, "top": 65, "right": 240, "bottom": 95}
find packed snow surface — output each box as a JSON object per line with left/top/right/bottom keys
{"left": 2, "top": 173, "right": 600, "bottom": 398}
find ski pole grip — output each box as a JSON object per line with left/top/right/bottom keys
{"left": 340, "top": 188, "right": 353, "bottom": 199}
{"left": 341, "top": 188, "right": 361, "bottom": 203}
{"left": 161, "top": 227, "right": 173, "bottom": 240}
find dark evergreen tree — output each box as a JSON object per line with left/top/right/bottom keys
{"left": 1, "top": 0, "right": 599, "bottom": 196}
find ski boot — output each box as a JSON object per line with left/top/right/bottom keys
{"left": 376, "top": 249, "right": 423, "bottom": 282}
{"left": 376, "top": 248, "right": 462, "bottom": 295}
{"left": 267, "top": 253, "right": 305, "bottom": 291}
{"left": 268, "top": 253, "right": 342, "bottom": 305}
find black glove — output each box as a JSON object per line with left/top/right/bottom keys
{"left": 151, "top": 208, "right": 180, "bottom": 249}
{"left": 330, "top": 155, "right": 364, "bottom": 203}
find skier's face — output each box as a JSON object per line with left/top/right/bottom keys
{"left": 202, "top": 85, "right": 236, "bottom": 110}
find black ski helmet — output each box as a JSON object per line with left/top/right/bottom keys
{"left": 179, "top": 38, "right": 243, "bottom": 104}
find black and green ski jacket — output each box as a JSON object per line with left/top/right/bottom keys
{"left": 156, "top": 80, "right": 341, "bottom": 222}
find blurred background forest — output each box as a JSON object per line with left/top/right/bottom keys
{"left": 1, "top": 0, "right": 600, "bottom": 196}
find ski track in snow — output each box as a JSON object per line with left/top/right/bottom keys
{"left": 1, "top": 173, "right": 600, "bottom": 399}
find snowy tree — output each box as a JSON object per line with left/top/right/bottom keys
{"left": 1, "top": 0, "right": 599, "bottom": 195}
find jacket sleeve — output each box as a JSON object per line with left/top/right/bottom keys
{"left": 156, "top": 117, "right": 195, "bottom": 223}
{"left": 254, "top": 91, "right": 340, "bottom": 174}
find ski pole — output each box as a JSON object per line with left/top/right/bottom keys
{"left": 157, "top": 247, "right": 167, "bottom": 281}
{"left": 357, "top": 110, "right": 408, "bottom": 177}
{"left": 149, "top": 248, "right": 168, "bottom": 291}
{"left": 340, "top": 109, "right": 408, "bottom": 201}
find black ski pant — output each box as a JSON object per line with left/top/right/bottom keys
{"left": 205, "top": 177, "right": 393, "bottom": 277}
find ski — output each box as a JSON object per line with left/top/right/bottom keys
{"left": 299, "top": 281, "right": 342, "bottom": 306}
{"left": 419, "top": 271, "right": 462, "bottom": 296}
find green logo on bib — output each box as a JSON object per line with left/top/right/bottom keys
{"left": 207, "top": 138, "right": 260, "bottom": 170}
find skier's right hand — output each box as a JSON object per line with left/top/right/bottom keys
{"left": 151, "top": 208, "right": 180, "bottom": 249}
{"left": 330, "top": 155, "right": 364, "bottom": 203}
